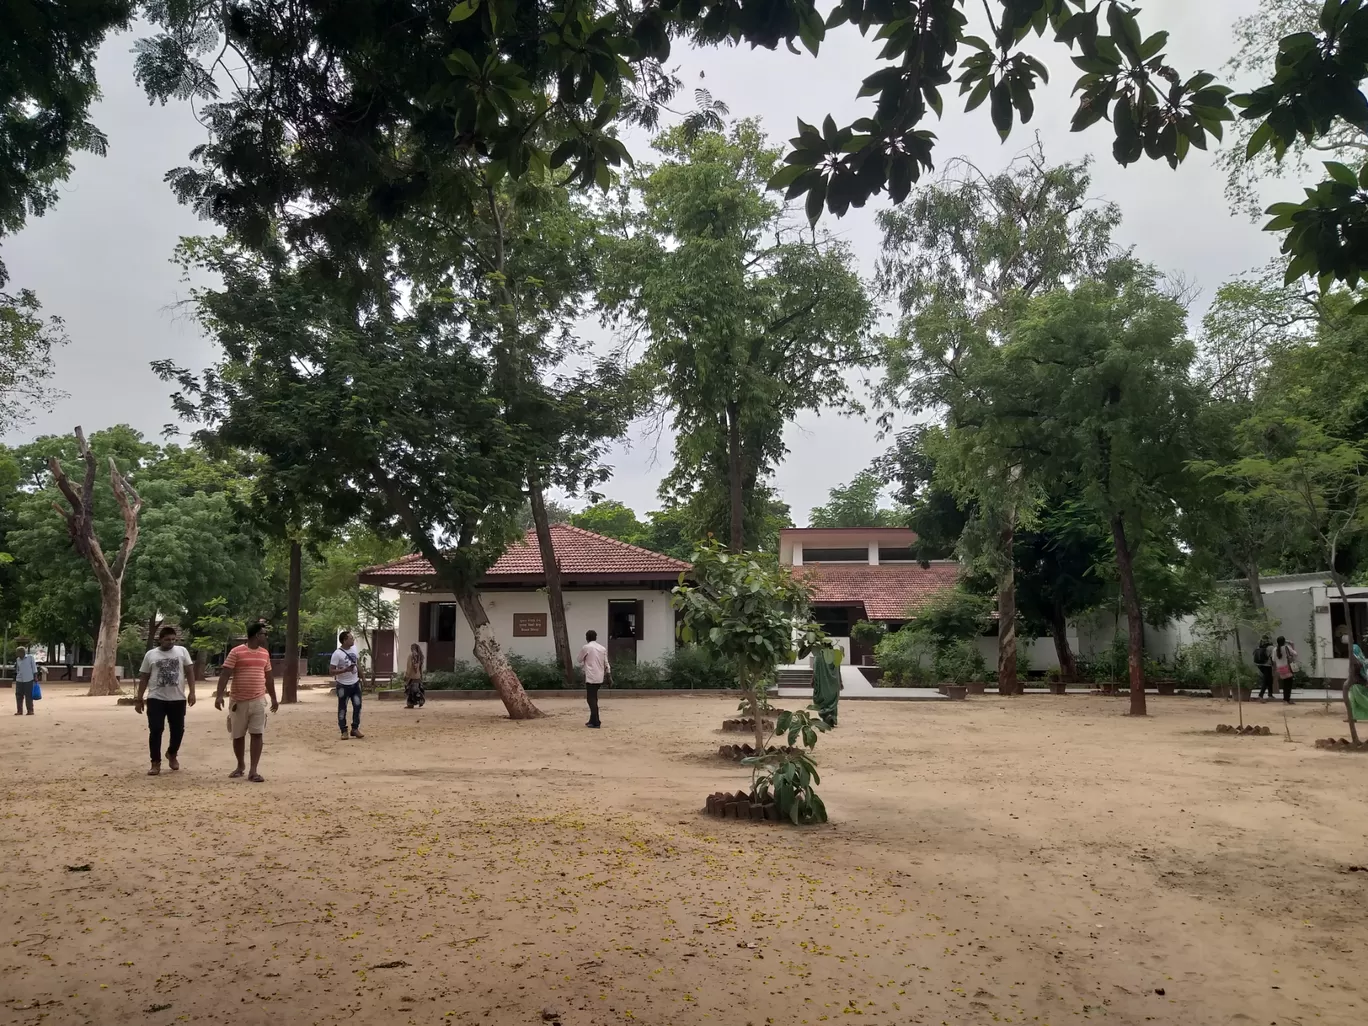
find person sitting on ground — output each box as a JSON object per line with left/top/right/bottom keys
{"left": 214, "top": 622, "right": 278, "bottom": 782}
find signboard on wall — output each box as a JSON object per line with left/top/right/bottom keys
{"left": 513, "top": 613, "right": 548, "bottom": 637}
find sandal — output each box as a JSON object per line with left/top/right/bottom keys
{"left": 228, "top": 767, "right": 245, "bottom": 778}
{"left": 248, "top": 773, "right": 265, "bottom": 783}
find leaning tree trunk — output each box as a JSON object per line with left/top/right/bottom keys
{"left": 1110, "top": 513, "right": 1147, "bottom": 717}
{"left": 528, "top": 475, "right": 575, "bottom": 688}
{"left": 1330, "top": 572, "right": 1361, "bottom": 744}
{"left": 1050, "top": 600, "right": 1078, "bottom": 683}
{"left": 282, "top": 539, "right": 302, "bottom": 703}
{"left": 454, "top": 589, "right": 543, "bottom": 719}
{"left": 997, "top": 511, "right": 1019, "bottom": 695}
{"left": 726, "top": 401, "right": 744, "bottom": 553}
{"left": 48, "top": 427, "right": 142, "bottom": 697}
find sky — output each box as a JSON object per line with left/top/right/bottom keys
{"left": 3, "top": 1, "right": 1283, "bottom": 525}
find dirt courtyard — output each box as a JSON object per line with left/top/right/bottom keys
{"left": 2, "top": 686, "right": 1366, "bottom": 1026}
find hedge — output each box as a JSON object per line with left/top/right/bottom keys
{"left": 423, "top": 647, "right": 737, "bottom": 691}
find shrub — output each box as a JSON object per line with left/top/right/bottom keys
{"left": 422, "top": 649, "right": 737, "bottom": 691}
{"left": 874, "top": 628, "right": 933, "bottom": 685}
{"left": 849, "top": 619, "right": 886, "bottom": 647}
{"left": 932, "top": 639, "right": 987, "bottom": 684}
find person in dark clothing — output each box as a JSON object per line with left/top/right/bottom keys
{"left": 1254, "top": 635, "right": 1274, "bottom": 701}
{"left": 1273, "top": 635, "right": 1299, "bottom": 704}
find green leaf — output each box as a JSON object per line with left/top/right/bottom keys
{"left": 1245, "top": 120, "right": 1274, "bottom": 158}
{"left": 1325, "top": 160, "right": 1359, "bottom": 186}
{"left": 964, "top": 76, "right": 992, "bottom": 112}
{"left": 448, "top": 0, "right": 480, "bottom": 22}
{"left": 990, "top": 80, "right": 1013, "bottom": 138}
{"left": 1139, "top": 31, "right": 1168, "bottom": 60}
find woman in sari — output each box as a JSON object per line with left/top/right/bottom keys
{"left": 404, "top": 643, "right": 426, "bottom": 709}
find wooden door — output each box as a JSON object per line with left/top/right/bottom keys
{"left": 371, "top": 629, "right": 395, "bottom": 678}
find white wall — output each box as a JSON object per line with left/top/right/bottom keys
{"left": 395, "top": 588, "right": 677, "bottom": 669}
{"left": 973, "top": 631, "right": 1077, "bottom": 673}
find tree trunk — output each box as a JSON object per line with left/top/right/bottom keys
{"left": 726, "top": 401, "right": 744, "bottom": 553}
{"left": 47, "top": 427, "right": 141, "bottom": 698}
{"left": 145, "top": 612, "right": 158, "bottom": 648}
{"left": 454, "top": 589, "right": 543, "bottom": 719}
{"left": 1110, "top": 513, "right": 1147, "bottom": 716}
{"left": 282, "top": 539, "right": 301, "bottom": 703}
{"left": 997, "top": 512, "right": 1018, "bottom": 694}
{"left": 1246, "top": 561, "right": 1265, "bottom": 611}
{"left": 89, "top": 582, "right": 123, "bottom": 695}
{"left": 1330, "top": 572, "right": 1361, "bottom": 744}
{"left": 1050, "top": 599, "right": 1078, "bottom": 683}
{"left": 528, "top": 475, "right": 575, "bottom": 688}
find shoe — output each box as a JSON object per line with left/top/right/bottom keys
{"left": 586, "top": 722, "right": 600, "bottom": 728}
{"left": 339, "top": 732, "right": 349, "bottom": 740}
{"left": 350, "top": 730, "right": 365, "bottom": 739}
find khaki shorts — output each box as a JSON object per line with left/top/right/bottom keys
{"left": 226, "top": 696, "right": 269, "bottom": 738}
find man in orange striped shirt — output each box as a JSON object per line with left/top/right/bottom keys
{"left": 214, "top": 622, "right": 279, "bottom": 782}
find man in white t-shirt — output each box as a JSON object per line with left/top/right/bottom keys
{"left": 578, "top": 629, "right": 611, "bottom": 729}
{"left": 331, "top": 630, "right": 364, "bottom": 740}
{"left": 135, "top": 626, "right": 197, "bottom": 775}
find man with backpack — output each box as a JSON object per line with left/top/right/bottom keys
{"left": 1254, "top": 635, "right": 1274, "bottom": 701}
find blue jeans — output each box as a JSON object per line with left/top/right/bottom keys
{"left": 337, "top": 683, "right": 362, "bottom": 733}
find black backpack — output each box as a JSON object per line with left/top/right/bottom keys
{"left": 1254, "top": 643, "right": 1269, "bottom": 666}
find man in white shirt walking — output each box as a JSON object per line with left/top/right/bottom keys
{"left": 135, "top": 626, "right": 196, "bottom": 774}
{"left": 331, "top": 631, "right": 364, "bottom": 739}
{"left": 578, "top": 629, "right": 610, "bottom": 729}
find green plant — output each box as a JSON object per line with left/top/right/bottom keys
{"left": 874, "top": 628, "right": 933, "bottom": 685}
{"left": 849, "top": 619, "right": 887, "bottom": 647}
{"left": 744, "top": 707, "right": 829, "bottom": 826}
{"left": 932, "top": 639, "right": 987, "bottom": 685}
{"left": 675, "top": 542, "right": 831, "bottom": 755}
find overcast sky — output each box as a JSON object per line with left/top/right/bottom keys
{"left": 3, "top": 1, "right": 1281, "bottom": 524}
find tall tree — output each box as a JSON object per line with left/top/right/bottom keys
{"left": 877, "top": 145, "right": 1125, "bottom": 693}
{"left": 571, "top": 500, "right": 648, "bottom": 543}
{"left": 47, "top": 428, "right": 142, "bottom": 696}
{"left": 808, "top": 471, "right": 906, "bottom": 529}
{"left": 0, "top": 289, "right": 67, "bottom": 434}
{"left": 1226, "top": 412, "right": 1368, "bottom": 741}
{"left": 988, "top": 273, "right": 1201, "bottom": 715}
{"left": 162, "top": 232, "right": 583, "bottom": 720}
{"left": 600, "top": 119, "right": 874, "bottom": 551}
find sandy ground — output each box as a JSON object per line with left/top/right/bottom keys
{"left": 2, "top": 684, "right": 1367, "bottom": 1026}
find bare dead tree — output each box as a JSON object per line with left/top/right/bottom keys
{"left": 48, "top": 427, "right": 142, "bottom": 696}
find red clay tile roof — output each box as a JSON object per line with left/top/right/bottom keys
{"left": 360, "top": 525, "right": 690, "bottom": 586}
{"left": 793, "top": 562, "right": 960, "bottom": 620}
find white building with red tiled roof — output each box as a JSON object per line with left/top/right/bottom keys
{"left": 359, "top": 525, "right": 690, "bottom": 672}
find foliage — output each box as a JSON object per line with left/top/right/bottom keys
{"left": 849, "top": 619, "right": 887, "bottom": 647}
{"left": 0, "top": 291, "right": 68, "bottom": 434}
{"left": 932, "top": 639, "right": 988, "bottom": 684}
{"left": 515, "top": 498, "right": 572, "bottom": 533}
{"left": 1232, "top": 0, "right": 1368, "bottom": 289}
{"left": 600, "top": 120, "right": 874, "bottom": 550}
{"left": 423, "top": 648, "right": 734, "bottom": 691}
{"left": 875, "top": 426, "right": 970, "bottom": 563}
{"left": 191, "top": 597, "right": 243, "bottom": 665}
{"left": 874, "top": 628, "right": 933, "bottom": 685}
{"left": 746, "top": 707, "right": 829, "bottom": 826}
{"left": 674, "top": 541, "right": 830, "bottom": 751}
{"left": 570, "top": 500, "right": 648, "bottom": 543}
{"left": 0, "top": 0, "right": 134, "bottom": 283}
{"left": 906, "top": 588, "right": 991, "bottom": 644}
{"left": 808, "top": 471, "right": 906, "bottom": 529}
